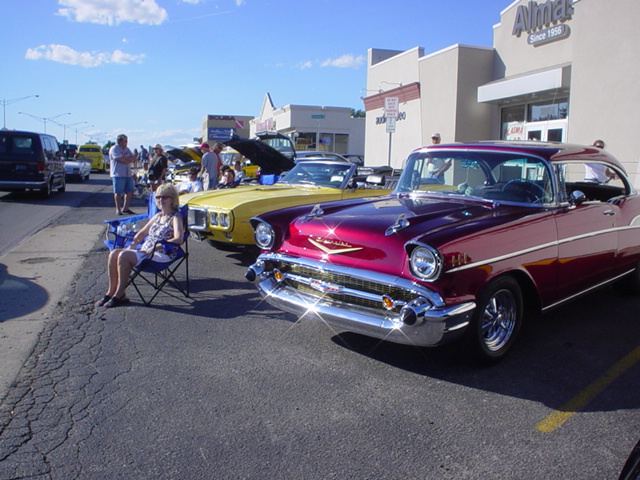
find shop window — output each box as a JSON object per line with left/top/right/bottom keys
{"left": 528, "top": 100, "right": 568, "bottom": 122}
{"left": 295, "top": 132, "right": 316, "bottom": 151}
{"left": 501, "top": 105, "right": 526, "bottom": 140}
{"left": 319, "top": 133, "right": 334, "bottom": 152}
{"left": 335, "top": 134, "right": 348, "bottom": 155}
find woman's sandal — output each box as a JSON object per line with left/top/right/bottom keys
{"left": 104, "top": 296, "right": 130, "bottom": 308}
{"left": 96, "top": 295, "right": 111, "bottom": 307}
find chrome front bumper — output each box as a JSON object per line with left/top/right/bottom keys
{"left": 247, "top": 253, "right": 475, "bottom": 347}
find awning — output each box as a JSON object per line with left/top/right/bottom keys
{"left": 477, "top": 65, "right": 571, "bottom": 104}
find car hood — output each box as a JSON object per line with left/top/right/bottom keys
{"left": 226, "top": 134, "right": 295, "bottom": 175}
{"left": 165, "top": 146, "right": 202, "bottom": 164}
{"left": 181, "top": 183, "right": 341, "bottom": 210}
{"left": 278, "top": 194, "right": 525, "bottom": 274}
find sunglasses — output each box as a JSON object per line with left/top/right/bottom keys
{"left": 155, "top": 195, "right": 171, "bottom": 200}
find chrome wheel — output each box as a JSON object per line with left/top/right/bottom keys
{"left": 466, "top": 276, "right": 523, "bottom": 363}
{"left": 481, "top": 289, "right": 517, "bottom": 352}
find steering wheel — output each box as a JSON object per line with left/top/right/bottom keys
{"left": 502, "top": 179, "right": 546, "bottom": 203}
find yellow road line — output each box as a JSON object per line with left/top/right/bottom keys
{"left": 536, "top": 344, "right": 640, "bottom": 433}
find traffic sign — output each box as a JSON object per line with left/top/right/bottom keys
{"left": 386, "top": 117, "right": 396, "bottom": 133}
{"left": 384, "top": 97, "right": 399, "bottom": 118}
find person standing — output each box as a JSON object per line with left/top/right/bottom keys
{"left": 149, "top": 144, "right": 168, "bottom": 192}
{"left": 109, "top": 134, "right": 137, "bottom": 215}
{"left": 585, "top": 139, "right": 616, "bottom": 183}
{"left": 426, "top": 132, "right": 451, "bottom": 183}
{"left": 200, "top": 142, "right": 222, "bottom": 190}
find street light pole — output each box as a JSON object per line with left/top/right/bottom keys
{"left": 18, "top": 112, "right": 71, "bottom": 134}
{"left": 75, "top": 124, "right": 95, "bottom": 144}
{"left": 1, "top": 95, "right": 39, "bottom": 129}
{"left": 54, "top": 121, "right": 88, "bottom": 143}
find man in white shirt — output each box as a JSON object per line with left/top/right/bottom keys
{"left": 178, "top": 167, "right": 203, "bottom": 195}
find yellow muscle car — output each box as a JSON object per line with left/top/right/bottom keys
{"left": 182, "top": 159, "right": 394, "bottom": 247}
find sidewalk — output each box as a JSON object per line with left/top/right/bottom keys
{"left": 0, "top": 223, "right": 104, "bottom": 399}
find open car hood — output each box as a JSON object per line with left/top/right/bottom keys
{"left": 165, "top": 146, "right": 203, "bottom": 164}
{"left": 226, "top": 134, "right": 295, "bottom": 175}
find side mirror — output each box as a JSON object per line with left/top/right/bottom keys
{"left": 570, "top": 190, "right": 586, "bottom": 206}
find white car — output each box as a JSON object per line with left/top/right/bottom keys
{"left": 64, "top": 157, "right": 91, "bottom": 182}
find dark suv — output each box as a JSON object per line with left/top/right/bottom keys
{"left": 0, "top": 130, "right": 66, "bottom": 198}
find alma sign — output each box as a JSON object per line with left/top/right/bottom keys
{"left": 512, "top": 0, "right": 574, "bottom": 37}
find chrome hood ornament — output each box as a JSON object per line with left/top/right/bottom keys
{"left": 385, "top": 213, "right": 410, "bottom": 236}
{"left": 300, "top": 204, "right": 324, "bottom": 223}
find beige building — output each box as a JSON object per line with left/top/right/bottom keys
{"left": 201, "top": 114, "right": 252, "bottom": 145}
{"left": 363, "top": 0, "right": 640, "bottom": 184}
{"left": 250, "top": 93, "right": 365, "bottom": 154}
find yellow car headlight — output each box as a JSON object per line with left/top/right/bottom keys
{"left": 219, "top": 213, "right": 230, "bottom": 228}
{"left": 208, "top": 211, "right": 218, "bottom": 226}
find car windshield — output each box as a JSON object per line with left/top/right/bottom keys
{"left": 220, "top": 151, "right": 243, "bottom": 166}
{"left": 259, "top": 136, "right": 295, "bottom": 159}
{"left": 396, "top": 149, "right": 554, "bottom": 204}
{"left": 280, "top": 162, "right": 353, "bottom": 189}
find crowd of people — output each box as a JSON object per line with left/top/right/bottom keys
{"left": 107, "top": 136, "right": 244, "bottom": 215}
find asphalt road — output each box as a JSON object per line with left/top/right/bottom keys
{"left": 0, "top": 174, "right": 638, "bottom": 479}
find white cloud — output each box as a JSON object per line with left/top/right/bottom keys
{"left": 235, "top": 0, "right": 246, "bottom": 5}
{"left": 298, "top": 61, "right": 313, "bottom": 70}
{"left": 57, "top": 0, "right": 168, "bottom": 26}
{"left": 25, "top": 44, "right": 145, "bottom": 67}
{"left": 321, "top": 54, "right": 365, "bottom": 69}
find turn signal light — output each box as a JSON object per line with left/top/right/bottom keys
{"left": 382, "top": 295, "right": 395, "bottom": 310}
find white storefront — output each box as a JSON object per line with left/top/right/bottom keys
{"left": 363, "top": 0, "right": 640, "bottom": 184}
{"left": 250, "top": 93, "right": 365, "bottom": 155}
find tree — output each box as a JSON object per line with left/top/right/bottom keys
{"left": 351, "top": 109, "right": 366, "bottom": 118}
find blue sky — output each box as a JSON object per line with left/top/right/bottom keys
{"left": 2, "top": 0, "right": 511, "bottom": 149}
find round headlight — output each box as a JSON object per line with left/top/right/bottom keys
{"left": 254, "top": 221, "right": 275, "bottom": 250}
{"left": 218, "top": 213, "right": 230, "bottom": 228}
{"left": 208, "top": 211, "right": 218, "bottom": 226}
{"left": 409, "top": 245, "right": 442, "bottom": 281}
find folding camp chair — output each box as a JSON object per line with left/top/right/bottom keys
{"left": 103, "top": 197, "right": 190, "bottom": 305}
{"left": 127, "top": 204, "right": 190, "bottom": 305}
{"left": 104, "top": 193, "right": 159, "bottom": 250}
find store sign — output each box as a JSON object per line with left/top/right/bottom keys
{"left": 208, "top": 128, "right": 234, "bottom": 141}
{"left": 512, "top": 0, "right": 574, "bottom": 38}
{"left": 208, "top": 115, "right": 237, "bottom": 121}
{"left": 528, "top": 23, "right": 570, "bottom": 46}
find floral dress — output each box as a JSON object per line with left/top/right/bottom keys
{"left": 140, "top": 211, "right": 179, "bottom": 260}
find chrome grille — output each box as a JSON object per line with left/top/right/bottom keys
{"left": 272, "top": 261, "right": 420, "bottom": 313}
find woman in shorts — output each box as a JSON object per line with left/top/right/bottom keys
{"left": 96, "top": 183, "right": 184, "bottom": 308}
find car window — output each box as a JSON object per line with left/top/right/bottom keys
{"left": 397, "top": 150, "right": 554, "bottom": 204}
{"left": 0, "top": 135, "right": 35, "bottom": 155}
{"left": 555, "top": 161, "right": 629, "bottom": 203}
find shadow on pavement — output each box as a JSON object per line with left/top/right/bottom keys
{"left": 0, "top": 264, "right": 49, "bottom": 322}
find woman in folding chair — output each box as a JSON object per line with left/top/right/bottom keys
{"left": 96, "top": 183, "right": 184, "bottom": 308}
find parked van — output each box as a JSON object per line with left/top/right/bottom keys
{"left": 0, "top": 130, "right": 66, "bottom": 198}
{"left": 78, "top": 143, "right": 107, "bottom": 172}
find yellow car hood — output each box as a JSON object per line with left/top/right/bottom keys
{"left": 181, "top": 182, "right": 392, "bottom": 210}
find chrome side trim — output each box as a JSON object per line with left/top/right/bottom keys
{"left": 448, "top": 225, "right": 640, "bottom": 274}
{"left": 542, "top": 268, "right": 634, "bottom": 312}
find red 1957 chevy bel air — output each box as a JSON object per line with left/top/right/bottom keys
{"left": 246, "top": 141, "right": 640, "bottom": 363}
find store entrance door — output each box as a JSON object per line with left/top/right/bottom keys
{"left": 524, "top": 120, "right": 568, "bottom": 142}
